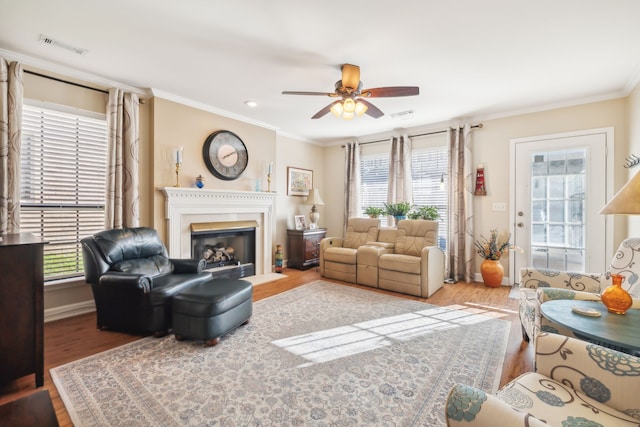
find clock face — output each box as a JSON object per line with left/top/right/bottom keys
{"left": 203, "top": 130, "right": 248, "bottom": 180}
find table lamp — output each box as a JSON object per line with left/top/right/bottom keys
{"left": 598, "top": 170, "right": 640, "bottom": 314}
{"left": 305, "top": 188, "right": 325, "bottom": 229}
{"left": 599, "top": 170, "right": 640, "bottom": 215}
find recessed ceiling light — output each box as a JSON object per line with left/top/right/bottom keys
{"left": 244, "top": 100, "right": 257, "bottom": 108}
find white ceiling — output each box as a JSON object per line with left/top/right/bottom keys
{"left": 1, "top": 0, "right": 640, "bottom": 145}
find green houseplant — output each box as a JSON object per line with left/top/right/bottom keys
{"left": 364, "top": 206, "right": 385, "bottom": 218}
{"left": 408, "top": 205, "right": 441, "bottom": 221}
{"left": 384, "top": 202, "right": 412, "bottom": 219}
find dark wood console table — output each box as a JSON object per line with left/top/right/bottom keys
{"left": 287, "top": 228, "right": 327, "bottom": 270}
{"left": 0, "top": 233, "right": 47, "bottom": 387}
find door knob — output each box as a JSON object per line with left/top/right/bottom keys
{"left": 517, "top": 222, "right": 524, "bottom": 227}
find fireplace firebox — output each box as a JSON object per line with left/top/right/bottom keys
{"left": 191, "top": 221, "right": 257, "bottom": 279}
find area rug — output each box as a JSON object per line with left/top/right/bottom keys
{"left": 51, "top": 281, "right": 510, "bottom": 426}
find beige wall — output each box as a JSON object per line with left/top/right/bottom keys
{"left": 149, "top": 97, "right": 324, "bottom": 261}
{"left": 19, "top": 65, "right": 639, "bottom": 317}
{"left": 322, "top": 98, "right": 629, "bottom": 281}
{"left": 627, "top": 83, "right": 640, "bottom": 237}
{"left": 150, "top": 97, "right": 277, "bottom": 240}
{"left": 473, "top": 98, "right": 628, "bottom": 277}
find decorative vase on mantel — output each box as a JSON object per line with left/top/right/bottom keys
{"left": 601, "top": 273, "right": 632, "bottom": 314}
{"left": 481, "top": 259, "right": 504, "bottom": 288}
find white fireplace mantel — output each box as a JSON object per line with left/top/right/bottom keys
{"left": 161, "top": 187, "right": 276, "bottom": 275}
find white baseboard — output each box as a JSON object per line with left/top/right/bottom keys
{"left": 45, "top": 300, "right": 95, "bottom": 323}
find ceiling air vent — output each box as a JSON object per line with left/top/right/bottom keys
{"left": 390, "top": 110, "right": 414, "bottom": 121}
{"left": 39, "top": 34, "right": 87, "bottom": 55}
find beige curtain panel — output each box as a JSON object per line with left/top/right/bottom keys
{"left": 343, "top": 141, "right": 361, "bottom": 229}
{"left": 106, "top": 88, "right": 140, "bottom": 229}
{"left": 0, "top": 57, "right": 23, "bottom": 234}
{"left": 387, "top": 134, "right": 413, "bottom": 205}
{"left": 446, "top": 125, "right": 474, "bottom": 283}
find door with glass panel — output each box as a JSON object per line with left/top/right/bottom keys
{"left": 511, "top": 130, "right": 610, "bottom": 282}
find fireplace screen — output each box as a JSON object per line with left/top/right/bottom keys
{"left": 191, "top": 221, "right": 256, "bottom": 273}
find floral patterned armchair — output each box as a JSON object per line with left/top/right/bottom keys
{"left": 519, "top": 237, "right": 640, "bottom": 344}
{"left": 445, "top": 332, "right": 640, "bottom": 426}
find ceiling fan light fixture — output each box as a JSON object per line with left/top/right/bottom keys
{"left": 355, "top": 100, "right": 368, "bottom": 116}
{"left": 343, "top": 98, "right": 356, "bottom": 113}
{"left": 342, "top": 111, "right": 355, "bottom": 120}
{"left": 330, "top": 102, "right": 344, "bottom": 117}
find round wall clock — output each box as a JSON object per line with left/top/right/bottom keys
{"left": 202, "top": 130, "right": 249, "bottom": 181}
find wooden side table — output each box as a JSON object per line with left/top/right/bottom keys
{"left": 540, "top": 299, "right": 640, "bottom": 355}
{"left": 287, "top": 228, "right": 327, "bottom": 270}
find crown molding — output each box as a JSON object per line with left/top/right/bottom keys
{"left": 151, "top": 88, "right": 279, "bottom": 132}
{"left": 0, "top": 47, "right": 150, "bottom": 97}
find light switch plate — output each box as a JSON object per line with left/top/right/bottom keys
{"left": 492, "top": 202, "right": 507, "bottom": 211}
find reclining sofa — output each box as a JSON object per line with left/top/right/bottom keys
{"left": 81, "top": 227, "right": 212, "bottom": 336}
{"left": 319, "top": 218, "right": 445, "bottom": 298}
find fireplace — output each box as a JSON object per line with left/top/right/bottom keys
{"left": 161, "top": 187, "right": 276, "bottom": 278}
{"left": 191, "top": 220, "right": 257, "bottom": 279}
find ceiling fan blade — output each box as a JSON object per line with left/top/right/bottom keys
{"left": 341, "top": 64, "right": 360, "bottom": 91}
{"left": 358, "top": 99, "right": 384, "bottom": 119}
{"left": 282, "top": 91, "right": 337, "bottom": 96}
{"left": 360, "top": 86, "right": 420, "bottom": 98}
{"left": 311, "top": 100, "right": 341, "bottom": 119}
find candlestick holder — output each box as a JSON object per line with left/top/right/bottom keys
{"left": 267, "top": 172, "right": 272, "bottom": 192}
{"left": 175, "top": 162, "right": 182, "bottom": 187}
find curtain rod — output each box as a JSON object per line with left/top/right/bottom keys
{"left": 345, "top": 123, "right": 483, "bottom": 147}
{"left": 24, "top": 70, "right": 108, "bottom": 95}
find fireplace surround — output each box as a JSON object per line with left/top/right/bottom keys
{"left": 161, "top": 188, "right": 276, "bottom": 276}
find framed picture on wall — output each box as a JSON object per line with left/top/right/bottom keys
{"left": 294, "top": 215, "right": 307, "bottom": 230}
{"left": 287, "top": 167, "right": 313, "bottom": 196}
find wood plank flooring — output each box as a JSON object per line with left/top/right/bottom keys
{"left": 0, "top": 268, "right": 534, "bottom": 426}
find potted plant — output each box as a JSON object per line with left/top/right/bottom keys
{"left": 474, "top": 229, "right": 521, "bottom": 287}
{"left": 408, "top": 205, "right": 441, "bottom": 221}
{"left": 364, "top": 206, "right": 385, "bottom": 218}
{"left": 384, "top": 201, "right": 413, "bottom": 223}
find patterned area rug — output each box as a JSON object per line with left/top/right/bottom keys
{"left": 51, "top": 281, "right": 510, "bottom": 426}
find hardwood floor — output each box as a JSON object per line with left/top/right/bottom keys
{"left": 0, "top": 268, "right": 534, "bottom": 426}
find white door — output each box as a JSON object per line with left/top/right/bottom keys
{"left": 510, "top": 128, "right": 612, "bottom": 283}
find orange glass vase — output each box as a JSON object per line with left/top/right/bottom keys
{"left": 481, "top": 259, "right": 504, "bottom": 288}
{"left": 601, "top": 273, "right": 632, "bottom": 314}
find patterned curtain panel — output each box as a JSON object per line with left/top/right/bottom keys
{"left": 387, "top": 134, "right": 413, "bottom": 204}
{"left": 105, "top": 88, "right": 140, "bottom": 229}
{"left": 0, "top": 57, "right": 23, "bottom": 233}
{"left": 343, "top": 141, "right": 361, "bottom": 232}
{"left": 446, "top": 125, "right": 474, "bottom": 282}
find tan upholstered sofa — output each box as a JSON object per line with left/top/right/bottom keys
{"left": 319, "top": 218, "right": 380, "bottom": 282}
{"left": 320, "top": 218, "right": 445, "bottom": 298}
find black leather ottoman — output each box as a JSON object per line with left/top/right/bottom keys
{"left": 172, "top": 278, "right": 253, "bottom": 346}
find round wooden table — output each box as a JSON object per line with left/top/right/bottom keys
{"left": 540, "top": 299, "right": 640, "bottom": 355}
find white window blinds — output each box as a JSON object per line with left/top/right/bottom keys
{"left": 20, "top": 104, "right": 108, "bottom": 280}
{"left": 360, "top": 145, "right": 448, "bottom": 249}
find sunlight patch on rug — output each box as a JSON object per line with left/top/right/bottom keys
{"left": 51, "top": 280, "right": 510, "bottom": 427}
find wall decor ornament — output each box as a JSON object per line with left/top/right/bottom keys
{"left": 474, "top": 164, "right": 486, "bottom": 195}
{"left": 287, "top": 167, "right": 313, "bottom": 196}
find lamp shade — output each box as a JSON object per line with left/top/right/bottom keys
{"left": 599, "top": 171, "right": 640, "bottom": 214}
{"left": 305, "top": 188, "right": 325, "bottom": 206}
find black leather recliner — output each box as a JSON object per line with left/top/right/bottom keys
{"left": 81, "top": 227, "right": 212, "bottom": 336}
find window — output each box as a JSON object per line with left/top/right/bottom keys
{"left": 360, "top": 145, "right": 448, "bottom": 250}
{"left": 20, "top": 104, "right": 108, "bottom": 281}
{"left": 411, "top": 147, "right": 448, "bottom": 251}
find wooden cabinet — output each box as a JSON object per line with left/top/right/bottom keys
{"left": 0, "top": 233, "right": 47, "bottom": 387}
{"left": 287, "top": 228, "right": 327, "bottom": 270}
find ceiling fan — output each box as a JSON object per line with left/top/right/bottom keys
{"left": 282, "top": 64, "right": 419, "bottom": 120}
